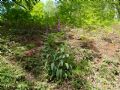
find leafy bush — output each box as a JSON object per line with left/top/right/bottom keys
{"left": 43, "top": 32, "right": 75, "bottom": 81}
{"left": 21, "top": 56, "right": 45, "bottom": 77}
{"left": 0, "top": 38, "right": 12, "bottom": 55}
{"left": 30, "top": 2, "right": 45, "bottom": 26}
{"left": 11, "top": 46, "right": 45, "bottom": 77}
{"left": 58, "top": 0, "right": 115, "bottom": 27}
{"left": 3, "top": 8, "right": 32, "bottom": 29}
{"left": 0, "top": 55, "right": 31, "bottom": 90}
{"left": 0, "top": 55, "right": 50, "bottom": 90}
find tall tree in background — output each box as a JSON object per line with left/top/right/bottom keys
{"left": 0, "top": 0, "right": 40, "bottom": 11}
{"left": 58, "top": 0, "right": 117, "bottom": 27}
{"left": 44, "top": 0, "right": 57, "bottom": 31}
{"left": 114, "top": 0, "right": 120, "bottom": 19}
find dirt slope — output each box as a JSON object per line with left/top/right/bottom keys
{"left": 65, "top": 27, "right": 120, "bottom": 90}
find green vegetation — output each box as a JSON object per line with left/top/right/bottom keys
{"left": 43, "top": 32, "right": 75, "bottom": 81}
{"left": 0, "top": 55, "right": 28, "bottom": 90}
{"left": 1, "top": 0, "right": 120, "bottom": 90}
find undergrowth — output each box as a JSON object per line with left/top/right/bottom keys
{"left": 43, "top": 32, "right": 75, "bottom": 82}
{"left": 72, "top": 49, "right": 94, "bottom": 90}
{"left": 0, "top": 36, "right": 50, "bottom": 89}
{"left": 0, "top": 55, "right": 31, "bottom": 90}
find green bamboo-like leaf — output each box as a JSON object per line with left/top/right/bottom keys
{"left": 64, "top": 73, "right": 68, "bottom": 79}
{"left": 56, "top": 69, "right": 59, "bottom": 79}
{"left": 60, "top": 47, "right": 64, "bottom": 52}
{"left": 59, "top": 69, "right": 62, "bottom": 79}
{"left": 51, "top": 63, "right": 55, "bottom": 71}
{"left": 69, "top": 65, "right": 72, "bottom": 69}
{"left": 62, "top": 55, "right": 66, "bottom": 58}
{"left": 66, "top": 54, "right": 69, "bottom": 57}
{"left": 60, "top": 60, "right": 64, "bottom": 66}
{"left": 65, "top": 63, "right": 69, "bottom": 69}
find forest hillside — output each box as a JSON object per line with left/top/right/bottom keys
{"left": 0, "top": 0, "right": 120, "bottom": 90}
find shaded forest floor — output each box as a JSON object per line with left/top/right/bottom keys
{"left": 1, "top": 24, "right": 120, "bottom": 90}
